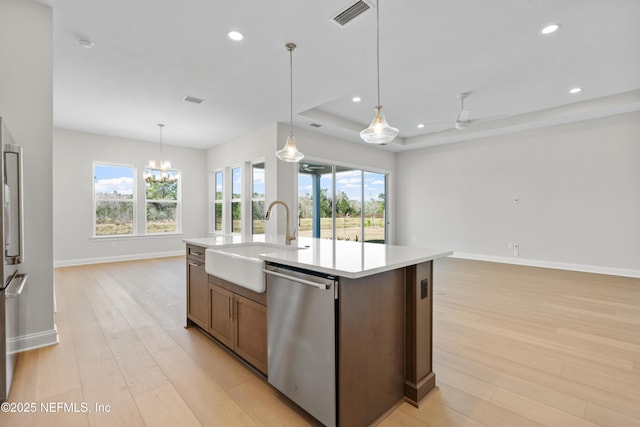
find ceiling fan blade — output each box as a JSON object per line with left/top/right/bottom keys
{"left": 468, "top": 114, "right": 510, "bottom": 125}
{"left": 457, "top": 109, "right": 471, "bottom": 122}
{"left": 419, "top": 121, "right": 452, "bottom": 127}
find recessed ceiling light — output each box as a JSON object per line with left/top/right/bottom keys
{"left": 569, "top": 87, "right": 582, "bottom": 94}
{"left": 352, "top": 96, "right": 361, "bottom": 103}
{"left": 541, "top": 24, "right": 560, "bottom": 35}
{"left": 228, "top": 31, "right": 244, "bottom": 41}
{"left": 417, "top": 124, "right": 425, "bottom": 129}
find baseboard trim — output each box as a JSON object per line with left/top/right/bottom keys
{"left": 451, "top": 252, "right": 640, "bottom": 278}
{"left": 53, "top": 250, "right": 184, "bottom": 268}
{"left": 8, "top": 327, "right": 59, "bottom": 354}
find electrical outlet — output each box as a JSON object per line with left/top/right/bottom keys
{"left": 513, "top": 243, "right": 519, "bottom": 257}
{"left": 513, "top": 196, "right": 519, "bottom": 204}
{"left": 421, "top": 279, "right": 428, "bottom": 299}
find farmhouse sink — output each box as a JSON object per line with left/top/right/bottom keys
{"left": 205, "top": 243, "right": 304, "bottom": 293}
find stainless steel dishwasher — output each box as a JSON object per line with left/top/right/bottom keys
{"left": 264, "top": 263, "right": 338, "bottom": 427}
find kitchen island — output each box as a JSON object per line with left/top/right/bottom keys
{"left": 184, "top": 236, "right": 451, "bottom": 427}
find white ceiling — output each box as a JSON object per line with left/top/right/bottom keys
{"left": 36, "top": 0, "right": 640, "bottom": 152}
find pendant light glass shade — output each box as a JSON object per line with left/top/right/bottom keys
{"left": 361, "top": 0, "right": 399, "bottom": 144}
{"left": 360, "top": 105, "right": 399, "bottom": 144}
{"left": 276, "top": 134, "right": 304, "bottom": 162}
{"left": 276, "top": 43, "right": 304, "bottom": 162}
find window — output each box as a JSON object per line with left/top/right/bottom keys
{"left": 231, "top": 167, "right": 242, "bottom": 233}
{"left": 214, "top": 171, "right": 223, "bottom": 232}
{"left": 298, "top": 163, "right": 332, "bottom": 239}
{"left": 94, "top": 163, "right": 135, "bottom": 236}
{"left": 335, "top": 166, "right": 362, "bottom": 241}
{"left": 363, "top": 172, "right": 386, "bottom": 243}
{"left": 251, "top": 162, "right": 265, "bottom": 235}
{"left": 144, "top": 169, "right": 180, "bottom": 233}
{"left": 298, "top": 162, "right": 387, "bottom": 243}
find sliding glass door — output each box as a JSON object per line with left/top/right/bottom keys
{"left": 298, "top": 162, "right": 386, "bottom": 243}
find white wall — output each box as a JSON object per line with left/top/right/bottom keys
{"left": 206, "top": 123, "right": 397, "bottom": 240}
{"left": 396, "top": 112, "right": 640, "bottom": 277}
{"left": 0, "top": 0, "right": 57, "bottom": 349}
{"left": 53, "top": 128, "right": 208, "bottom": 265}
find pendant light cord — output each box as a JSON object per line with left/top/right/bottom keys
{"left": 290, "top": 46, "right": 294, "bottom": 137}
{"left": 158, "top": 123, "right": 164, "bottom": 162}
{"left": 376, "top": 0, "right": 381, "bottom": 107}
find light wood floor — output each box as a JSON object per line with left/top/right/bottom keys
{"left": 1, "top": 257, "right": 639, "bottom": 426}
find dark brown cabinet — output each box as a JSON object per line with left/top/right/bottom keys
{"left": 208, "top": 283, "right": 234, "bottom": 348}
{"left": 234, "top": 294, "right": 267, "bottom": 374}
{"left": 186, "top": 244, "right": 267, "bottom": 374}
{"left": 208, "top": 281, "right": 268, "bottom": 374}
{"left": 186, "top": 245, "right": 208, "bottom": 329}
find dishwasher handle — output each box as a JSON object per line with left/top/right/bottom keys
{"left": 263, "top": 269, "right": 330, "bottom": 290}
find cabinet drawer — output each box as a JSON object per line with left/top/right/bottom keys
{"left": 187, "top": 244, "right": 206, "bottom": 263}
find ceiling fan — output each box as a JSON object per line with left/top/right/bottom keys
{"left": 299, "top": 163, "right": 328, "bottom": 173}
{"left": 454, "top": 92, "right": 472, "bottom": 130}
{"left": 423, "top": 92, "right": 508, "bottom": 132}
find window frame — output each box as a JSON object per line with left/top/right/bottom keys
{"left": 296, "top": 159, "right": 389, "bottom": 243}
{"left": 230, "top": 165, "right": 242, "bottom": 234}
{"left": 251, "top": 161, "right": 266, "bottom": 236}
{"left": 143, "top": 168, "right": 181, "bottom": 235}
{"left": 93, "top": 161, "right": 137, "bottom": 237}
{"left": 213, "top": 169, "right": 224, "bottom": 233}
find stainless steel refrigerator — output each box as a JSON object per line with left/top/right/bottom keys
{"left": 0, "top": 118, "right": 27, "bottom": 402}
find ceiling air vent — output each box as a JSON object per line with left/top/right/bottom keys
{"left": 183, "top": 95, "right": 205, "bottom": 104}
{"left": 330, "top": 0, "right": 373, "bottom": 27}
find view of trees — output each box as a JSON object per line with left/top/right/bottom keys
{"left": 214, "top": 171, "right": 223, "bottom": 231}
{"left": 231, "top": 167, "right": 241, "bottom": 233}
{"left": 252, "top": 198, "right": 265, "bottom": 234}
{"left": 299, "top": 189, "right": 385, "bottom": 220}
{"left": 146, "top": 202, "right": 177, "bottom": 233}
{"left": 231, "top": 193, "right": 241, "bottom": 233}
{"left": 94, "top": 164, "right": 180, "bottom": 235}
{"left": 95, "top": 195, "right": 134, "bottom": 235}
{"left": 94, "top": 163, "right": 135, "bottom": 235}
{"left": 298, "top": 188, "right": 385, "bottom": 242}
{"left": 145, "top": 174, "right": 178, "bottom": 233}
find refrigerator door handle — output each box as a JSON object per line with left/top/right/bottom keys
{"left": 5, "top": 273, "right": 27, "bottom": 298}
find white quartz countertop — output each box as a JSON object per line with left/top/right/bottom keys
{"left": 184, "top": 235, "right": 452, "bottom": 279}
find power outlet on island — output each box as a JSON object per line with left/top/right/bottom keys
{"left": 421, "top": 279, "right": 428, "bottom": 299}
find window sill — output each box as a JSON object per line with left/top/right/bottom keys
{"left": 90, "top": 233, "right": 184, "bottom": 241}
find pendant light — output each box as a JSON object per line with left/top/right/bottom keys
{"left": 276, "top": 43, "right": 304, "bottom": 162}
{"left": 360, "top": 0, "right": 399, "bottom": 144}
{"left": 145, "top": 124, "right": 176, "bottom": 182}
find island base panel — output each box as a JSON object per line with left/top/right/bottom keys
{"left": 405, "top": 261, "right": 435, "bottom": 406}
{"left": 339, "top": 268, "right": 405, "bottom": 427}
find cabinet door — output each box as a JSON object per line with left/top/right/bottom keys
{"left": 187, "top": 260, "right": 209, "bottom": 329}
{"left": 234, "top": 294, "right": 267, "bottom": 374}
{"left": 208, "top": 283, "right": 234, "bottom": 349}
